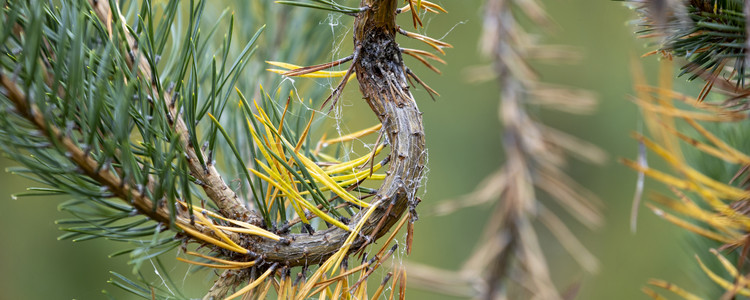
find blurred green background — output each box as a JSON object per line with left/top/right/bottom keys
{"left": 0, "top": 0, "right": 702, "bottom": 299}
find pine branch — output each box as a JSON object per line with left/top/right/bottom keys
{"left": 0, "top": 73, "right": 170, "bottom": 225}
{"left": 408, "top": 0, "right": 604, "bottom": 299}
{"left": 88, "top": 0, "right": 254, "bottom": 224}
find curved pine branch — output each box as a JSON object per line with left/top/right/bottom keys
{"left": 230, "top": 0, "right": 425, "bottom": 266}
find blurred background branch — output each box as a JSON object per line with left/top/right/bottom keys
{"left": 409, "top": 0, "right": 605, "bottom": 299}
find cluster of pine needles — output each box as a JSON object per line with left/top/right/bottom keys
{"left": 626, "top": 0, "right": 750, "bottom": 298}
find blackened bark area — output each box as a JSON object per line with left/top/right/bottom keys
{"left": 357, "top": 29, "right": 404, "bottom": 89}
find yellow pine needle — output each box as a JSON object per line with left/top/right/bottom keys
{"left": 193, "top": 211, "right": 250, "bottom": 254}
{"left": 406, "top": 0, "right": 423, "bottom": 28}
{"left": 208, "top": 215, "right": 280, "bottom": 240}
{"left": 641, "top": 50, "right": 660, "bottom": 57}
{"left": 278, "top": 273, "right": 289, "bottom": 300}
{"left": 282, "top": 176, "right": 309, "bottom": 225}
{"left": 308, "top": 282, "right": 337, "bottom": 299}
{"left": 267, "top": 61, "right": 348, "bottom": 78}
{"left": 246, "top": 117, "right": 279, "bottom": 175}
{"left": 253, "top": 114, "right": 377, "bottom": 209}
{"left": 646, "top": 279, "right": 701, "bottom": 300}
{"left": 402, "top": 48, "right": 446, "bottom": 64}
{"left": 388, "top": 269, "right": 401, "bottom": 300}
{"left": 399, "top": 29, "right": 452, "bottom": 55}
{"left": 355, "top": 280, "right": 367, "bottom": 300}
{"left": 318, "top": 288, "right": 327, "bottom": 300}
{"left": 176, "top": 257, "right": 247, "bottom": 270}
{"left": 650, "top": 194, "right": 743, "bottom": 232}
{"left": 353, "top": 273, "right": 368, "bottom": 300}
{"left": 279, "top": 95, "right": 290, "bottom": 138}
{"left": 323, "top": 145, "right": 385, "bottom": 174}
{"left": 225, "top": 264, "right": 278, "bottom": 300}
{"left": 296, "top": 202, "right": 381, "bottom": 300}
{"left": 251, "top": 163, "right": 312, "bottom": 225}
{"left": 259, "top": 120, "right": 285, "bottom": 172}
{"left": 710, "top": 249, "right": 742, "bottom": 279}
{"left": 635, "top": 133, "right": 749, "bottom": 200}
{"left": 400, "top": 4, "right": 438, "bottom": 14}
{"left": 251, "top": 103, "right": 306, "bottom": 198}
{"left": 622, "top": 158, "right": 750, "bottom": 226}
{"left": 287, "top": 272, "right": 296, "bottom": 300}
{"left": 419, "top": 0, "right": 446, "bottom": 13}
{"left": 696, "top": 255, "right": 750, "bottom": 297}
{"left": 376, "top": 215, "right": 409, "bottom": 258}
{"left": 685, "top": 118, "right": 750, "bottom": 164}
{"left": 251, "top": 99, "right": 283, "bottom": 153}
{"left": 332, "top": 277, "right": 345, "bottom": 300}
{"left": 283, "top": 162, "right": 384, "bottom": 193}
{"left": 370, "top": 273, "right": 391, "bottom": 300}
{"left": 317, "top": 123, "right": 382, "bottom": 151}
{"left": 250, "top": 165, "right": 346, "bottom": 230}
{"left": 402, "top": 49, "right": 442, "bottom": 74}
{"left": 249, "top": 107, "right": 374, "bottom": 221}
{"left": 647, "top": 203, "right": 736, "bottom": 243}
{"left": 341, "top": 269, "right": 352, "bottom": 300}
{"left": 310, "top": 280, "right": 334, "bottom": 298}
{"left": 320, "top": 284, "right": 333, "bottom": 300}
{"left": 331, "top": 202, "right": 381, "bottom": 274}
{"left": 659, "top": 121, "right": 745, "bottom": 164}
{"left": 693, "top": 184, "right": 750, "bottom": 229}
{"left": 294, "top": 153, "right": 371, "bottom": 208}
{"left": 330, "top": 167, "right": 385, "bottom": 181}
{"left": 316, "top": 152, "right": 341, "bottom": 164}
{"left": 264, "top": 187, "right": 280, "bottom": 217}
{"left": 255, "top": 279, "right": 273, "bottom": 300}
{"left": 399, "top": 0, "right": 446, "bottom": 13}
{"left": 175, "top": 223, "right": 247, "bottom": 254}
{"left": 398, "top": 268, "right": 407, "bottom": 300}
{"left": 281, "top": 172, "right": 385, "bottom": 197}
{"left": 269, "top": 279, "right": 282, "bottom": 296}
{"left": 184, "top": 251, "right": 257, "bottom": 267}
{"left": 276, "top": 97, "right": 292, "bottom": 168}
{"left": 278, "top": 129, "right": 376, "bottom": 207}
{"left": 641, "top": 287, "right": 669, "bottom": 300}
{"left": 262, "top": 140, "right": 305, "bottom": 207}
{"left": 630, "top": 95, "right": 746, "bottom": 122}
{"left": 176, "top": 201, "right": 281, "bottom": 240}
{"left": 348, "top": 244, "right": 399, "bottom": 294}
{"left": 313, "top": 264, "right": 370, "bottom": 289}
{"left": 621, "top": 158, "right": 694, "bottom": 189}
{"left": 295, "top": 110, "right": 315, "bottom": 153}
{"left": 214, "top": 225, "right": 282, "bottom": 241}
{"left": 636, "top": 85, "right": 739, "bottom": 114}
{"left": 298, "top": 253, "right": 345, "bottom": 300}
{"left": 244, "top": 115, "right": 309, "bottom": 223}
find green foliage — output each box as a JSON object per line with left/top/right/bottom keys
{"left": 275, "top": 0, "right": 364, "bottom": 14}
{"left": 636, "top": 0, "right": 748, "bottom": 83}
{"left": 0, "top": 0, "right": 333, "bottom": 297}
